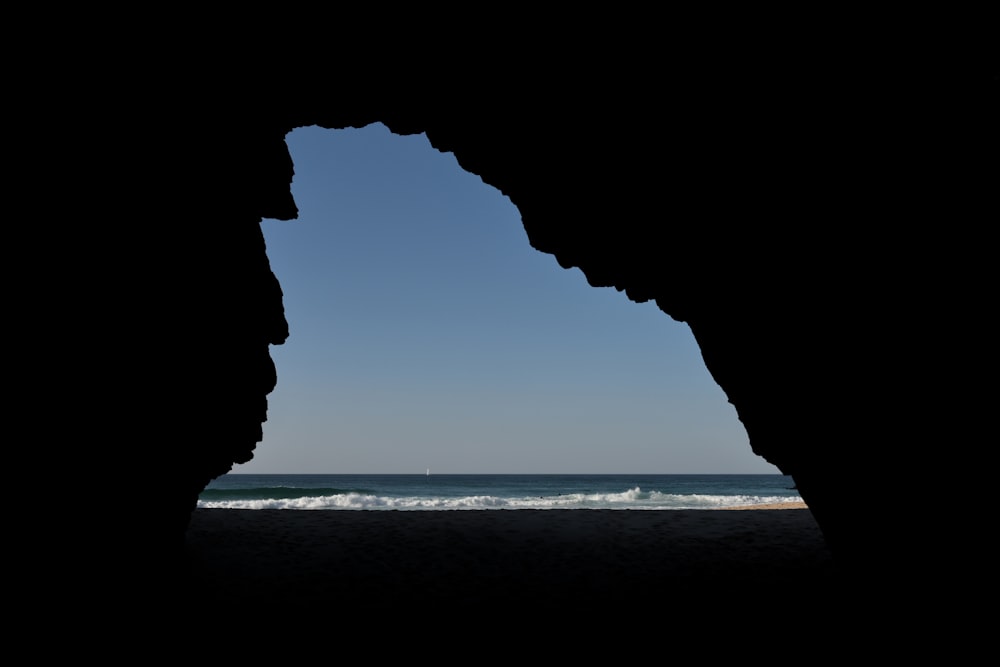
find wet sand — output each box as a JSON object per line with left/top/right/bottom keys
{"left": 181, "top": 506, "right": 840, "bottom": 615}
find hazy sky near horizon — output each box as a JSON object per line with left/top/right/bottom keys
{"left": 237, "top": 123, "right": 779, "bottom": 475}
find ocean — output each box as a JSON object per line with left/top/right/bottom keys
{"left": 198, "top": 473, "right": 802, "bottom": 510}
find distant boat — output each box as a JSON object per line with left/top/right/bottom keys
{"left": 426, "top": 468, "right": 430, "bottom": 476}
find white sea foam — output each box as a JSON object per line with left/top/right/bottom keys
{"left": 197, "top": 489, "right": 802, "bottom": 511}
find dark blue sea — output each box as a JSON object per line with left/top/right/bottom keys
{"left": 199, "top": 474, "right": 801, "bottom": 510}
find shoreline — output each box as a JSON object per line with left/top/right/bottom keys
{"left": 717, "top": 500, "right": 808, "bottom": 510}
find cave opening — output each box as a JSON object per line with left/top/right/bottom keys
{"left": 181, "top": 124, "right": 839, "bottom": 614}
{"left": 238, "top": 123, "right": 777, "bottom": 476}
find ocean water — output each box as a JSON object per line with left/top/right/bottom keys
{"left": 198, "top": 474, "right": 802, "bottom": 510}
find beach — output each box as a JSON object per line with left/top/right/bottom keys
{"left": 44, "top": 501, "right": 954, "bottom": 657}
{"left": 180, "top": 504, "right": 843, "bottom": 619}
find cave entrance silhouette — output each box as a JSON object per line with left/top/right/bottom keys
{"left": 179, "top": 123, "right": 839, "bottom": 623}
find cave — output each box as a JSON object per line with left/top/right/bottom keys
{"left": 52, "top": 59, "right": 993, "bottom": 631}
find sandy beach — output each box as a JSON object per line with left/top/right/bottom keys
{"left": 180, "top": 504, "right": 842, "bottom": 618}
{"left": 49, "top": 501, "right": 961, "bottom": 657}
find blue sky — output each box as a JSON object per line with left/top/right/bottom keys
{"left": 237, "top": 123, "right": 779, "bottom": 474}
